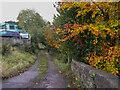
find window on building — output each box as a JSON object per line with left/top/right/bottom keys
{"left": 10, "top": 26, "right": 15, "bottom": 29}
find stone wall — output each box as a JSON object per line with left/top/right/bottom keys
{"left": 0, "top": 38, "right": 31, "bottom": 46}
{"left": 71, "top": 59, "right": 120, "bottom": 88}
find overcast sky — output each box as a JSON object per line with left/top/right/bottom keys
{"left": 0, "top": 0, "right": 60, "bottom": 23}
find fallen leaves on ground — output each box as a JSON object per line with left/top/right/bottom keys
{"left": 67, "top": 84, "right": 71, "bottom": 87}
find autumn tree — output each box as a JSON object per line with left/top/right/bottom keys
{"left": 44, "top": 1, "right": 119, "bottom": 76}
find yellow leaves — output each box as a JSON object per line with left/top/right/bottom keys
{"left": 56, "top": 31, "right": 59, "bottom": 34}
{"left": 110, "top": 33, "right": 112, "bottom": 36}
{"left": 106, "top": 28, "right": 111, "bottom": 31}
{"left": 92, "top": 11, "right": 97, "bottom": 18}
{"left": 56, "top": 28, "right": 61, "bottom": 34}
{"left": 59, "top": 39, "right": 65, "bottom": 42}
{"left": 116, "top": 70, "right": 119, "bottom": 74}
{"left": 101, "top": 33, "right": 106, "bottom": 39}
{"left": 67, "top": 5, "right": 72, "bottom": 11}
{"left": 61, "top": 2, "right": 80, "bottom": 11}
{"left": 51, "top": 2, "right": 119, "bottom": 76}
{"left": 59, "top": 70, "right": 62, "bottom": 73}
{"left": 76, "top": 77, "right": 78, "bottom": 81}
{"left": 57, "top": 28, "right": 61, "bottom": 31}
{"left": 108, "top": 42, "right": 110, "bottom": 45}
{"left": 68, "top": 29, "right": 71, "bottom": 33}
{"left": 83, "top": 25, "right": 87, "bottom": 30}
{"left": 110, "top": 20, "right": 118, "bottom": 27}
{"left": 93, "top": 38, "right": 98, "bottom": 45}
{"left": 110, "top": 47, "right": 113, "bottom": 50}
{"left": 67, "top": 84, "right": 71, "bottom": 87}
{"left": 61, "top": 3, "right": 69, "bottom": 11}
{"left": 114, "top": 46, "right": 118, "bottom": 50}
{"left": 80, "top": 29, "right": 84, "bottom": 33}
{"left": 76, "top": 11, "right": 82, "bottom": 17}
{"left": 55, "top": 44, "right": 61, "bottom": 49}
{"left": 115, "top": 30, "right": 118, "bottom": 33}
{"left": 86, "top": 57, "right": 89, "bottom": 60}
{"left": 87, "top": 47, "right": 120, "bottom": 75}
{"left": 70, "top": 30, "right": 74, "bottom": 33}
{"left": 89, "top": 57, "right": 93, "bottom": 61}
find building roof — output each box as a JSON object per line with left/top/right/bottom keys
{"left": 5, "top": 21, "right": 17, "bottom": 25}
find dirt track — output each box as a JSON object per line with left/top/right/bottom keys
{"left": 2, "top": 51, "right": 73, "bottom": 88}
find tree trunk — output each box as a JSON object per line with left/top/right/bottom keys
{"left": 68, "top": 54, "right": 70, "bottom": 64}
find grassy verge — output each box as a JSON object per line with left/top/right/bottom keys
{"left": 38, "top": 50, "right": 48, "bottom": 75}
{"left": 1, "top": 48, "right": 37, "bottom": 79}
{"left": 52, "top": 56, "right": 81, "bottom": 89}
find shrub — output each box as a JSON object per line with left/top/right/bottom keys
{"left": 1, "top": 43, "right": 12, "bottom": 56}
{"left": 44, "top": 2, "right": 119, "bottom": 76}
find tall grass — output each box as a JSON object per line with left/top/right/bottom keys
{"left": 1, "top": 48, "right": 36, "bottom": 79}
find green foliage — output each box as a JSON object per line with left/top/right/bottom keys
{"left": 17, "top": 9, "right": 45, "bottom": 29}
{"left": 31, "top": 42, "right": 39, "bottom": 54}
{"left": 54, "top": 58, "right": 70, "bottom": 72}
{"left": 17, "top": 9, "right": 47, "bottom": 53}
{"left": 57, "top": 53, "right": 68, "bottom": 63}
{"left": 53, "top": 56, "right": 80, "bottom": 88}
{"left": 90, "top": 74, "right": 96, "bottom": 85}
{"left": 14, "top": 43, "right": 32, "bottom": 53}
{"left": 1, "top": 43, "right": 12, "bottom": 56}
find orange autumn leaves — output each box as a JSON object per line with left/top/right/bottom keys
{"left": 86, "top": 45, "right": 120, "bottom": 75}
{"left": 55, "top": 22, "right": 118, "bottom": 45}
{"left": 60, "top": 2, "right": 118, "bottom": 20}
{"left": 44, "top": 26, "right": 61, "bottom": 49}
{"left": 44, "top": 2, "right": 119, "bottom": 76}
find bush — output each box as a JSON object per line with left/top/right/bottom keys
{"left": 31, "top": 42, "right": 39, "bottom": 54}
{"left": 13, "top": 43, "right": 32, "bottom": 53}
{"left": 1, "top": 43, "right": 12, "bottom": 56}
{"left": 45, "top": 2, "right": 119, "bottom": 76}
